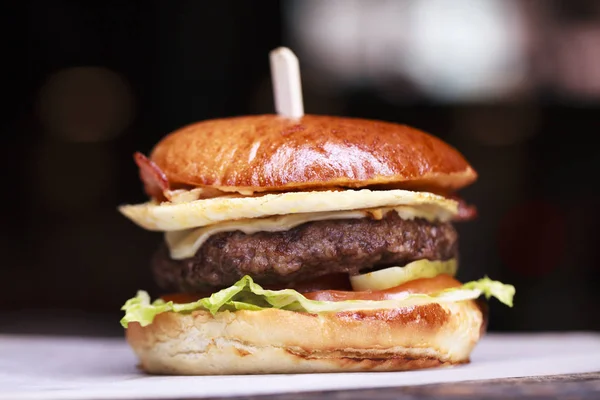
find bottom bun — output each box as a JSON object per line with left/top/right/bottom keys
{"left": 126, "top": 300, "right": 487, "bottom": 375}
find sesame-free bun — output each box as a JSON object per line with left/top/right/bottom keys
{"left": 150, "top": 115, "right": 477, "bottom": 194}
{"left": 126, "top": 299, "right": 485, "bottom": 375}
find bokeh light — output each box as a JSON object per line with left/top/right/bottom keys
{"left": 401, "top": 0, "right": 527, "bottom": 101}
{"left": 37, "top": 66, "right": 135, "bottom": 143}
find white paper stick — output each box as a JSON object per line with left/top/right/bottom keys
{"left": 269, "top": 47, "right": 304, "bottom": 118}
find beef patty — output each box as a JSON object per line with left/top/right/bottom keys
{"left": 152, "top": 211, "right": 458, "bottom": 293}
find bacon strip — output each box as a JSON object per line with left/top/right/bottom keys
{"left": 455, "top": 199, "right": 478, "bottom": 221}
{"left": 441, "top": 194, "right": 478, "bottom": 221}
{"left": 133, "top": 152, "right": 170, "bottom": 202}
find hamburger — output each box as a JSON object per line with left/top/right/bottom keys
{"left": 118, "top": 114, "right": 515, "bottom": 375}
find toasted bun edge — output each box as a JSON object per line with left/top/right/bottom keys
{"left": 149, "top": 115, "right": 477, "bottom": 193}
{"left": 126, "top": 299, "right": 485, "bottom": 375}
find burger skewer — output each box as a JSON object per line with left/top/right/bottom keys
{"left": 269, "top": 47, "right": 304, "bottom": 118}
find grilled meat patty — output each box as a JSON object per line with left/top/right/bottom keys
{"left": 152, "top": 211, "right": 458, "bottom": 292}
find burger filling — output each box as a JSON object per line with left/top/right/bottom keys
{"left": 121, "top": 272, "right": 513, "bottom": 328}
{"left": 119, "top": 185, "right": 514, "bottom": 328}
{"left": 152, "top": 211, "right": 458, "bottom": 292}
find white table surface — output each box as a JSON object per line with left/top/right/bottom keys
{"left": 1, "top": 332, "right": 599, "bottom": 400}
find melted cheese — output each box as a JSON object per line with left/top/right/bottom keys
{"left": 119, "top": 189, "right": 458, "bottom": 231}
{"left": 165, "top": 206, "right": 443, "bottom": 260}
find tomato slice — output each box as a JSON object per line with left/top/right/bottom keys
{"left": 303, "top": 274, "right": 461, "bottom": 302}
{"left": 161, "top": 274, "right": 460, "bottom": 304}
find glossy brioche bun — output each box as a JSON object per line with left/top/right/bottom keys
{"left": 150, "top": 115, "right": 477, "bottom": 194}
{"left": 126, "top": 299, "right": 486, "bottom": 375}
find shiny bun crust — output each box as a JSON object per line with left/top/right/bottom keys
{"left": 150, "top": 115, "right": 477, "bottom": 193}
{"left": 126, "top": 300, "right": 486, "bottom": 375}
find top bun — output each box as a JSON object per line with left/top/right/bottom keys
{"left": 150, "top": 114, "right": 477, "bottom": 193}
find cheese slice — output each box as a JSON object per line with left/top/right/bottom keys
{"left": 165, "top": 206, "right": 444, "bottom": 260}
{"left": 119, "top": 189, "right": 458, "bottom": 231}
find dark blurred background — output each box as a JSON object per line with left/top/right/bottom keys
{"left": 2, "top": 0, "right": 599, "bottom": 336}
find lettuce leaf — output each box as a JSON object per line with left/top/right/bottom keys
{"left": 463, "top": 276, "right": 515, "bottom": 307}
{"left": 121, "top": 275, "right": 515, "bottom": 328}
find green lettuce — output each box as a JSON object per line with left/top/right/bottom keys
{"left": 121, "top": 275, "right": 515, "bottom": 328}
